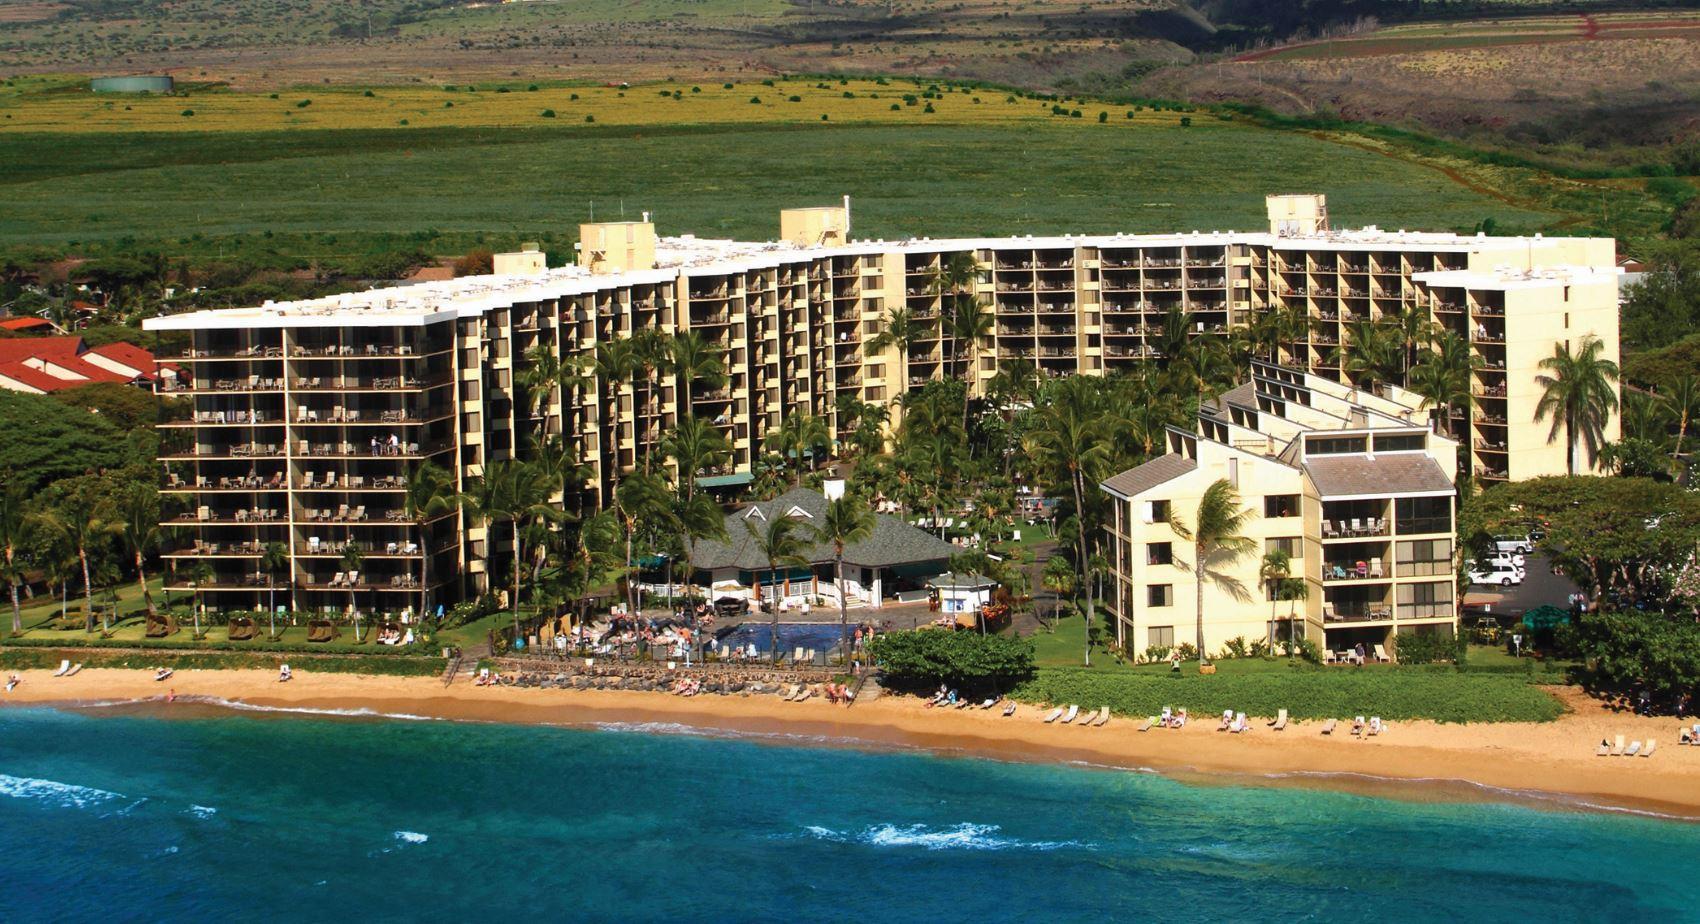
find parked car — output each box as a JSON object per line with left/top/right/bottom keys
{"left": 1493, "top": 534, "right": 1535, "bottom": 555}
{"left": 1467, "top": 561, "right": 1525, "bottom": 587}
{"left": 1486, "top": 550, "right": 1526, "bottom": 570}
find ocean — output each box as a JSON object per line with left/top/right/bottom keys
{"left": 1, "top": 704, "right": 1696, "bottom": 922}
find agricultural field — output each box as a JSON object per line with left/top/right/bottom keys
{"left": 0, "top": 76, "right": 1557, "bottom": 266}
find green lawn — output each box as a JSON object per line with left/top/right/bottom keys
{"left": 0, "top": 119, "right": 1551, "bottom": 263}
{"left": 1016, "top": 615, "right": 1570, "bottom": 722}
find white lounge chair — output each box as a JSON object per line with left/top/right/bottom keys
{"left": 1373, "top": 644, "right": 1391, "bottom": 663}
{"left": 1001, "top": 703, "right": 1016, "bottom": 717}
{"left": 1060, "top": 704, "right": 1080, "bottom": 724}
{"left": 1624, "top": 741, "right": 1642, "bottom": 757}
{"left": 1043, "top": 707, "right": 1064, "bottom": 723}
{"left": 1092, "top": 706, "right": 1111, "bottom": 727}
{"left": 1271, "top": 709, "right": 1289, "bottom": 731}
{"left": 1611, "top": 735, "right": 1626, "bottom": 756}
{"left": 1596, "top": 740, "right": 1611, "bottom": 756}
{"left": 66, "top": 663, "right": 82, "bottom": 677}
{"left": 52, "top": 660, "right": 70, "bottom": 677}
{"left": 1642, "top": 739, "right": 1657, "bottom": 758}
{"left": 1320, "top": 718, "right": 1337, "bottom": 735}
{"left": 1138, "top": 717, "right": 1155, "bottom": 732}
{"left": 1231, "top": 712, "right": 1249, "bottom": 733}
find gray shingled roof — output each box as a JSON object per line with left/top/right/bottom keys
{"left": 1303, "top": 454, "right": 1452, "bottom": 497}
{"left": 1101, "top": 453, "right": 1198, "bottom": 498}
{"left": 691, "top": 487, "right": 957, "bottom": 571}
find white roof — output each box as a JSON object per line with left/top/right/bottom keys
{"left": 142, "top": 226, "right": 1610, "bottom": 331}
{"left": 1412, "top": 264, "right": 1622, "bottom": 290}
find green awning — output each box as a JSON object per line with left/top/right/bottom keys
{"left": 698, "top": 472, "right": 754, "bottom": 488}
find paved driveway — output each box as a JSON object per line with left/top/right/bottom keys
{"left": 1463, "top": 552, "right": 1582, "bottom": 613}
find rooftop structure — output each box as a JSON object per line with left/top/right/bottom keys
{"left": 1102, "top": 362, "right": 1462, "bottom": 660}
{"left": 0, "top": 335, "right": 180, "bottom": 394}
{"left": 142, "top": 194, "right": 1619, "bottom": 617}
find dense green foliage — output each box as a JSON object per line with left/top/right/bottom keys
{"left": 1622, "top": 242, "right": 1700, "bottom": 352}
{"left": 869, "top": 630, "right": 1036, "bottom": 694}
{"left": 0, "top": 391, "right": 132, "bottom": 490}
{"left": 1393, "top": 631, "right": 1458, "bottom": 666}
{"left": 1564, "top": 612, "right": 1700, "bottom": 705}
{"left": 1623, "top": 330, "right": 1700, "bottom": 389}
{"left": 1014, "top": 664, "right": 1565, "bottom": 724}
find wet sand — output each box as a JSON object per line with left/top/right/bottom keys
{"left": 6, "top": 667, "right": 1699, "bottom": 819}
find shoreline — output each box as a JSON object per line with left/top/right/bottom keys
{"left": 6, "top": 668, "right": 1700, "bottom": 821}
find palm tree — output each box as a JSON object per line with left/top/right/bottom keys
{"left": 745, "top": 514, "right": 810, "bottom": 664}
{"left": 521, "top": 343, "right": 564, "bottom": 435}
{"left": 613, "top": 471, "right": 671, "bottom": 618}
{"left": 1281, "top": 575, "right": 1309, "bottom": 660}
{"left": 114, "top": 483, "right": 161, "bottom": 619}
{"left": 930, "top": 250, "right": 979, "bottom": 370}
{"left": 765, "top": 414, "right": 829, "bottom": 485}
{"left": 1259, "top": 548, "right": 1290, "bottom": 648}
{"left": 402, "top": 461, "right": 456, "bottom": 622}
{"left": 595, "top": 337, "right": 639, "bottom": 495}
{"left": 31, "top": 488, "right": 120, "bottom": 633}
{"left": 1337, "top": 317, "right": 1402, "bottom": 393}
{"left": 662, "top": 414, "right": 731, "bottom": 498}
{"left": 261, "top": 540, "right": 289, "bottom": 639}
{"left": 460, "top": 460, "right": 558, "bottom": 639}
{"left": 1620, "top": 389, "right": 1670, "bottom": 444}
{"left": 811, "top": 494, "right": 875, "bottom": 662}
{"left": 0, "top": 475, "right": 28, "bottom": 634}
{"left": 669, "top": 330, "right": 727, "bottom": 419}
{"left": 1664, "top": 375, "right": 1700, "bottom": 460}
{"left": 341, "top": 544, "right": 365, "bottom": 641}
{"left": 1022, "top": 376, "right": 1111, "bottom": 666}
{"left": 1534, "top": 335, "right": 1621, "bottom": 475}
{"left": 629, "top": 328, "right": 671, "bottom": 472}
{"left": 865, "top": 305, "right": 919, "bottom": 388}
{"left": 1408, "top": 331, "right": 1479, "bottom": 438}
{"left": 1168, "top": 479, "right": 1256, "bottom": 667}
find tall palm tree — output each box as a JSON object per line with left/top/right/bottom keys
{"left": 114, "top": 483, "right": 161, "bottom": 619}
{"left": 810, "top": 493, "right": 875, "bottom": 662}
{"left": 1409, "top": 331, "right": 1479, "bottom": 436}
{"left": 1387, "top": 304, "right": 1437, "bottom": 385}
{"left": 1337, "top": 317, "right": 1402, "bottom": 393}
{"left": 1168, "top": 479, "right": 1256, "bottom": 667}
{"left": 1534, "top": 335, "right": 1621, "bottom": 475}
{"left": 629, "top": 328, "right": 671, "bottom": 472}
{"left": 31, "top": 488, "right": 120, "bottom": 633}
{"left": 1258, "top": 548, "right": 1290, "bottom": 648}
{"left": 1022, "top": 376, "right": 1112, "bottom": 666}
{"left": 460, "top": 460, "right": 558, "bottom": 638}
{"left": 341, "top": 544, "right": 365, "bottom": 640}
{"left": 521, "top": 344, "right": 563, "bottom": 435}
{"left": 595, "top": 337, "right": 639, "bottom": 495}
{"left": 0, "top": 475, "right": 27, "bottom": 634}
{"left": 662, "top": 414, "right": 731, "bottom": 498}
{"left": 745, "top": 514, "right": 810, "bottom": 664}
{"left": 261, "top": 540, "right": 289, "bottom": 638}
{"left": 613, "top": 470, "right": 671, "bottom": 618}
{"left": 402, "top": 461, "right": 456, "bottom": 622}
{"left": 865, "top": 305, "right": 920, "bottom": 388}
{"left": 1663, "top": 375, "right": 1700, "bottom": 460}
{"left": 1619, "top": 388, "right": 1670, "bottom": 444}
{"left": 669, "top": 330, "right": 727, "bottom": 419}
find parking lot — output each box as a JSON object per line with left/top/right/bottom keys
{"left": 1464, "top": 551, "right": 1582, "bottom": 614}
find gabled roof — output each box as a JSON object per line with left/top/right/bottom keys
{"left": 0, "top": 335, "right": 159, "bottom": 393}
{"left": 1101, "top": 453, "right": 1198, "bottom": 499}
{"left": 0, "top": 317, "right": 55, "bottom": 333}
{"left": 692, "top": 487, "right": 956, "bottom": 571}
{"left": 0, "top": 363, "right": 58, "bottom": 393}
{"left": 1303, "top": 454, "right": 1453, "bottom": 497}
{"left": 85, "top": 341, "right": 156, "bottom": 375}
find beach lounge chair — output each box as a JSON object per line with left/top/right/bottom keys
{"left": 1043, "top": 707, "right": 1064, "bottom": 723}
{"left": 1596, "top": 740, "right": 1611, "bottom": 756}
{"left": 1272, "top": 709, "right": 1289, "bottom": 731}
{"left": 782, "top": 684, "right": 801, "bottom": 701}
{"left": 1139, "top": 717, "right": 1155, "bottom": 732}
{"left": 1092, "top": 707, "right": 1111, "bottom": 727}
{"left": 1642, "top": 739, "right": 1657, "bottom": 758}
{"left": 1368, "top": 717, "right": 1383, "bottom": 736}
{"left": 1611, "top": 735, "right": 1625, "bottom": 756}
{"left": 1061, "top": 704, "right": 1080, "bottom": 724}
{"left": 1231, "top": 712, "right": 1249, "bottom": 733}
{"left": 52, "top": 660, "right": 70, "bottom": 677}
{"left": 979, "top": 697, "right": 997, "bottom": 709}
{"left": 65, "top": 663, "right": 82, "bottom": 677}
{"left": 1373, "top": 644, "right": 1391, "bottom": 663}
{"left": 1002, "top": 703, "right": 1017, "bottom": 717}
{"left": 1352, "top": 716, "right": 1366, "bottom": 736}
{"left": 1625, "top": 741, "right": 1642, "bottom": 757}
{"left": 1321, "top": 719, "right": 1337, "bottom": 735}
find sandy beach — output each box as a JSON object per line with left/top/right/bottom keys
{"left": 5, "top": 667, "right": 1699, "bottom": 820}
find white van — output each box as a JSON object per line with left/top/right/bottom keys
{"left": 1492, "top": 534, "right": 1534, "bottom": 555}
{"left": 1468, "top": 561, "right": 1525, "bottom": 587}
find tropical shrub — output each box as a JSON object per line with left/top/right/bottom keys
{"left": 869, "top": 630, "right": 1035, "bottom": 694}
{"left": 1568, "top": 611, "right": 1700, "bottom": 704}
{"left": 1394, "top": 631, "right": 1455, "bottom": 665}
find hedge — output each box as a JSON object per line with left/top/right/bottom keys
{"left": 1013, "top": 665, "right": 1566, "bottom": 724}
{"left": 0, "top": 647, "right": 445, "bottom": 677}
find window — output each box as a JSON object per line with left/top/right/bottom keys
{"left": 1397, "top": 581, "right": 1453, "bottom": 618}
{"left": 1146, "top": 542, "right": 1173, "bottom": 566}
{"left": 1396, "top": 538, "right": 1452, "bottom": 576}
{"left": 1265, "top": 536, "right": 1302, "bottom": 558}
{"left": 1146, "top": 499, "right": 1171, "bottom": 524}
{"left": 1374, "top": 433, "right": 1425, "bottom": 453}
{"left": 1148, "top": 625, "right": 1175, "bottom": 649}
{"left": 1147, "top": 584, "right": 1173, "bottom": 607}
{"left": 1263, "top": 494, "right": 1299, "bottom": 518}
{"left": 1306, "top": 435, "right": 1367, "bottom": 455}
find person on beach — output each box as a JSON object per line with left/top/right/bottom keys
{"left": 5, "top": 673, "right": 18, "bottom": 693}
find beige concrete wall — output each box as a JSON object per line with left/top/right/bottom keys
{"left": 578, "top": 221, "right": 656, "bottom": 274}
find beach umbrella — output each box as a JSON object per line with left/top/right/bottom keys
{"left": 1522, "top": 605, "right": 1570, "bottom": 631}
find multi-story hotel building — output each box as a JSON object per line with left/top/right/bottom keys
{"left": 145, "top": 194, "right": 1619, "bottom": 616}
{"left": 1102, "top": 361, "right": 1462, "bottom": 658}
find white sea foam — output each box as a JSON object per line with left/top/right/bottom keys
{"left": 186, "top": 805, "right": 218, "bottom": 819}
{"left": 197, "top": 698, "right": 438, "bottom": 722}
{"left": 0, "top": 773, "right": 123, "bottom": 810}
{"left": 394, "top": 830, "right": 429, "bottom": 845}
{"left": 803, "top": 823, "right": 1089, "bottom": 851}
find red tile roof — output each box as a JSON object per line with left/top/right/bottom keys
{"left": 0, "top": 317, "right": 54, "bottom": 333}
{"left": 0, "top": 335, "right": 162, "bottom": 393}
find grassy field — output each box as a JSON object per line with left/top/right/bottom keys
{"left": 0, "top": 76, "right": 1552, "bottom": 263}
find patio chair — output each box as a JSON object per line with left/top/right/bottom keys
{"left": 1271, "top": 709, "right": 1289, "bottom": 730}
{"left": 1369, "top": 557, "right": 1384, "bottom": 578}
{"left": 330, "top": 571, "right": 345, "bottom": 587}
{"left": 1611, "top": 735, "right": 1625, "bottom": 756}
{"left": 1642, "top": 739, "right": 1657, "bottom": 758}
{"left": 1349, "top": 517, "right": 1363, "bottom": 536}
{"left": 1373, "top": 644, "right": 1391, "bottom": 663}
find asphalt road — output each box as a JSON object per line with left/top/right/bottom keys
{"left": 1463, "top": 552, "right": 1582, "bottom": 613}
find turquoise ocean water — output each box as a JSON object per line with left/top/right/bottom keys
{"left": 1, "top": 704, "right": 1697, "bottom": 923}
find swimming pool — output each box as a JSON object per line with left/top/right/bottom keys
{"left": 715, "top": 622, "right": 857, "bottom": 656}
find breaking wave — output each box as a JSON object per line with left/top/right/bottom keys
{"left": 801, "top": 822, "right": 1089, "bottom": 851}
